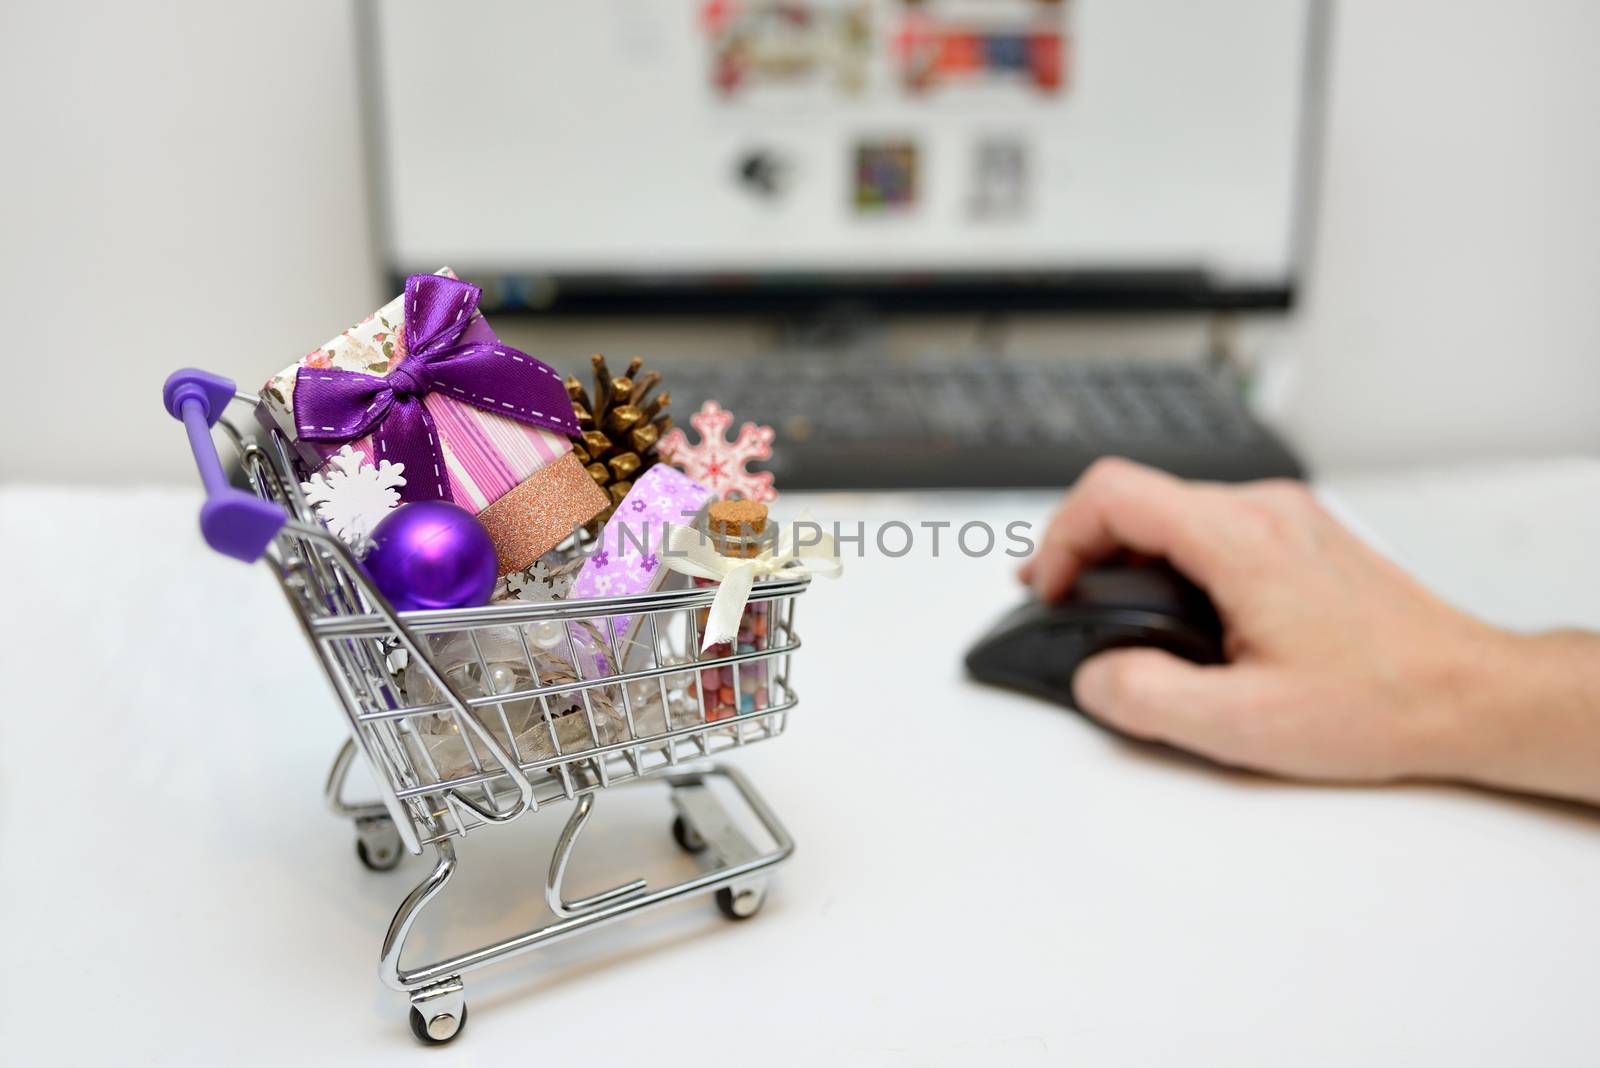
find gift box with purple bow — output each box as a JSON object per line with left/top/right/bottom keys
{"left": 258, "top": 270, "right": 609, "bottom": 574}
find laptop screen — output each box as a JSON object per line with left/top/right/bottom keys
{"left": 369, "top": 0, "right": 1321, "bottom": 307}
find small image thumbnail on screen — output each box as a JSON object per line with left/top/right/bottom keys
{"left": 853, "top": 140, "right": 919, "bottom": 211}
{"left": 702, "top": 1, "right": 871, "bottom": 97}
{"left": 895, "top": 0, "right": 1068, "bottom": 95}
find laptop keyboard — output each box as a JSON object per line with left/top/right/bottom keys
{"left": 665, "top": 359, "right": 1303, "bottom": 490}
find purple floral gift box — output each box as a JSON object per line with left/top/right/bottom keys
{"left": 572, "top": 464, "right": 715, "bottom": 655}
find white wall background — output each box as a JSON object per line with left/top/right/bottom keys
{"left": 1, "top": 0, "right": 1596, "bottom": 485}
{"left": 0, "top": 2, "right": 380, "bottom": 483}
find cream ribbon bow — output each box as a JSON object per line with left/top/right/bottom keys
{"left": 660, "top": 518, "right": 843, "bottom": 650}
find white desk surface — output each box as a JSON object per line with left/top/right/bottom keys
{"left": 4, "top": 459, "right": 1600, "bottom": 1066}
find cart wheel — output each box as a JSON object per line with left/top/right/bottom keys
{"left": 409, "top": 1003, "right": 468, "bottom": 1045}
{"left": 355, "top": 817, "right": 403, "bottom": 872}
{"left": 671, "top": 815, "right": 708, "bottom": 854}
{"left": 356, "top": 836, "right": 402, "bottom": 872}
{"left": 716, "top": 885, "right": 764, "bottom": 921}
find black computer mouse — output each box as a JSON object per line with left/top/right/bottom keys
{"left": 964, "top": 561, "right": 1226, "bottom": 712}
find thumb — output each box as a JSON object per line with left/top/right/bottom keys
{"left": 1072, "top": 647, "right": 1248, "bottom": 749}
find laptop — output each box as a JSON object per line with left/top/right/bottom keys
{"left": 364, "top": 0, "right": 1324, "bottom": 488}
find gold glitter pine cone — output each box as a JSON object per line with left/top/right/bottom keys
{"left": 566, "top": 353, "right": 673, "bottom": 527}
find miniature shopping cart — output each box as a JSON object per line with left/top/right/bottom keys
{"left": 163, "top": 369, "right": 809, "bottom": 1045}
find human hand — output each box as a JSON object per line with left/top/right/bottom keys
{"left": 1018, "top": 458, "right": 1600, "bottom": 804}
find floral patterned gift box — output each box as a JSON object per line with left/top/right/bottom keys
{"left": 257, "top": 270, "right": 608, "bottom": 575}
{"left": 572, "top": 463, "right": 715, "bottom": 661}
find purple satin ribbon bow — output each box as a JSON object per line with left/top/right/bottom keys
{"left": 293, "top": 274, "right": 579, "bottom": 503}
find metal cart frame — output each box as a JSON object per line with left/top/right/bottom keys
{"left": 164, "top": 369, "right": 809, "bottom": 1044}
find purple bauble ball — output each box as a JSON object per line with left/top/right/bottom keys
{"left": 364, "top": 501, "right": 498, "bottom": 611}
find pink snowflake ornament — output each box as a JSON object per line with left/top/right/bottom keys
{"left": 658, "top": 400, "right": 777, "bottom": 502}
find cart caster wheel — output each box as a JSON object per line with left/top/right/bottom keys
{"left": 409, "top": 1003, "right": 467, "bottom": 1045}
{"left": 672, "top": 815, "right": 708, "bottom": 854}
{"left": 716, "top": 885, "right": 764, "bottom": 921}
{"left": 355, "top": 817, "right": 403, "bottom": 871}
{"left": 356, "top": 836, "right": 402, "bottom": 872}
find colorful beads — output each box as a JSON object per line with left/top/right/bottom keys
{"left": 687, "top": 594, "right": 779, "bottom": 720}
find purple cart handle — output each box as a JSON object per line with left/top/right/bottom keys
{"left": 162, "top": 368, "right": 287, "bottom": 562}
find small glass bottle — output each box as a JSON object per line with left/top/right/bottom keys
{"left": 695, "top": 499, "right": 771, "bottom": 720}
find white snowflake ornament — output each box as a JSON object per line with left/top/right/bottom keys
{"left": 300, "top": 445, "right": 406, "bottom": 547}
{"left": 657, "top": 400, "right": 777, "bottom": 502}
{"left": 504, "top": 557, "right": 577, "bottom": 603}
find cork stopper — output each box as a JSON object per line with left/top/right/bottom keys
{"left": 706, "top": 499, "right": 768, "bottom": 558}
{"left": 708, "top": 499, "right": 767, "bottom": 535}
